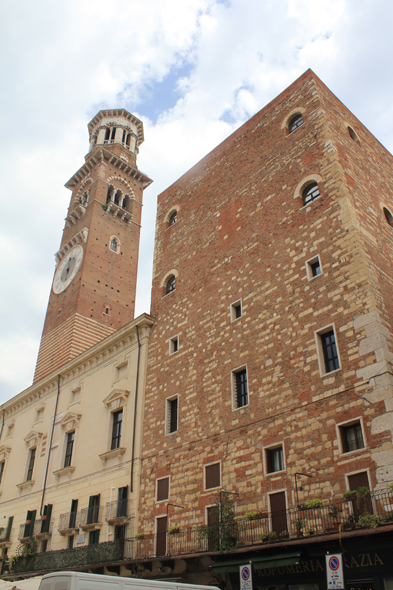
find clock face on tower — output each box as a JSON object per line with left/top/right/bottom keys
{"left": 53, "top": 245, "right": 84, "bottom": 294}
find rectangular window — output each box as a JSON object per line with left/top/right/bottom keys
{"left": 89, "top": 529, "right": 100, "bottom": 545}
{"left": 232, "top": 367, "right": 248, "bottom": 408}
{"left": 26, "top": 448, "right": 36, "bottom": 481}
{"left": 321, "top": 330, "right": 340, "bottom": 373}
{"left": 230, "top": 300, "right": 242, "bottom": 321}
{"left": 316, "top": 326, "right": 340, "bottom": 375}
{"left": 166, "top": 396, "right": 178, "bottom": 434}
{"left": 306, "top": 255, "right": 322, "bottom": 280}
{"left": 156, "top": 477, "right": 169, "bottom": 502}
{"left": 117, "top": 486, "right": 128, "bottom": 517}
{"left": 87, "top": 494, "right": 100, "bottom": 525}
{"left": 0, "top": 461, "right": 5, "bottom": 485}
{"left": 266, "top": 446, "right": 284, "bottom": 473}
{"left": 41, "top": 504, "right": 52, "bottom": 534}
{"left": 68, "top": 535, "right": 74, "bottom": 549}
{"left": 111, "top": 410, "right": 123, "bottom": 450}
{"left": 64, "top": 431, "right": 75, "bottom": 467}
{"left": 169, "top": 336, "right": 179, "bottom": 355}
{"left": 69, "top": 499, "right": 78, "bottom": 529}
{"left": 205, "top": 462, "right": 220, "bottom": 490}
{"left": 5, "top": 516, "right": 13, "bottom": 541}
{"left": 340, "top": 422, "right": 365, "bottom": 453}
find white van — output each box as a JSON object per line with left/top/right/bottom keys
{"left": 38, "top": 572, "right": 219, "bottom": 590}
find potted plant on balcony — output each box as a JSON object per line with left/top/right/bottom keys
{"left": 135, "top": 532, "right": 145, "bottom": 539}
{"left": 245, "top": 511, "right": 260, "bottom": 521}
{"left": 305, "top": 527, "right": 315, "bottom": 535}
{"left": 258, "top": 531, "right": 277, "bottom": 543}
{"left": 305, "top": 499, "right": 323, "bottom": 509}
{"left": 168, "top": 525, "right": 181, "bottom": 535}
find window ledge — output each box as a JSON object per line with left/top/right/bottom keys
{"left": 53, "top": 466, "right": 75, "bottom": 478}
{"left": 321, "top": 367, "right": 342, "bottom": 379}
{"left": 17, "top": 480, "right": 35, "bottom": 490}
{"left": 106, "top": 515, "right": 129, "bottom": 525}
{"left": 266, "top": 469, "right": 286, "bottom": 476}
{"left": 99, "top": 447, "right": 126, "bottom": 462}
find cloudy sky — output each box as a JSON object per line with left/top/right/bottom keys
{"left": 1, "top": 0, "right": 393, "bottom": 403}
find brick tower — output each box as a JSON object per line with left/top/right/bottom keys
{"left": 137, "top": 70, "right": 393, "bottom": 576}
{"left": 34, "top": 109, "right": 152, "bottom": 382}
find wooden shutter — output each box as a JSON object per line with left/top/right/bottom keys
{"left": 157, "top": 478, "right": 169, "bottom": 501}
{"left": 205, "top": 463, "right": 220, "bottom": 489}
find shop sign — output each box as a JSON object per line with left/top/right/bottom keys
{"left": 326, "top": 554, "right": 344, "bottom": 590}
{"left": 240, "top": 565, "right": 252, "bottom": 590}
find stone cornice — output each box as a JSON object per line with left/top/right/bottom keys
{"left": 0, "top": 313, "right": 155, "bottom": 418}
{"left": 64, "top": 148, "right": 152, "bottom": 190}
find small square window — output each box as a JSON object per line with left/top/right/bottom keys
{"left": 339, "top": 421, "right": 365, "bottom": 453}
{"left": 230, "top": 300, "right": 242, "bottom": 322}
{"left": 35, "top": 408, "right": 44, "bottom": 423}
{"left": 166, "top": 397, "right": 178, "bottom": 434}
{"left": 232, "top": 367, "right": 248, "bottom": 409}
{"left": 205, "top": 462, "right": 221, "bottom": 490}
{"left": 266, "top": 446, "right": 284, "bottom": 473}
{"left": 315, "top": 326, "right": 340, "bottom": 375}
{"left": 306, "top": 255, "right": 322, "bottom": 280}
{"left": 169, "top": 336, "right": 179, "bottom": 355}
{"left": 156, "top": 477, "right": 170, "bottom": 502}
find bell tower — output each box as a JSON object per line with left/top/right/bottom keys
{"left": 34, "top": 109, "right": 152, "bottom": 383}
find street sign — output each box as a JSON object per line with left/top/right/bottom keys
{"left": 240, "top": 565, "right": 252, "bottom": 590}
{"left": 326, "top": 554, "right": 344, "bottom": 589}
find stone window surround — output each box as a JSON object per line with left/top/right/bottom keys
{"left": 305, "top": 254, "right": 323, "bottom": 281}
{"left": 109, "top": 235, "right": 121, "bottom": 254}
{"left": 231, "top": 364, "right": 249, "bottom": 411}
{"left": 165, "top": 394, "right": 179, "bottom": 436}
{"left": 314, "top": 323, "right": 341, "bottom": 377}
{"left": 203, "top": 460, "right": 221, "bottom": 491}
{"left": 169, "top": 334, "right": 179, "bottom": 355}
{"left": 164, "top": 205, "right": 180, "bottom": 229}
{"left": 161, "top": 269, "right": 179, "bottom": 297}
{"left": 230, "top": 299, "right": 242, "bottom": 322}
{"left": 101, "top": 389, "right": 130, "bottom": 460}
{"left": 335, "top": 417, "right": 367, "bottom": 456}
{"left": 281, "top": 107, "right": 306, "bottom": 135}
{"left": 263, "top": 441, "right": 286, "bottom": 476}
{"left": 294, "top": 174, "right": 323, "bottom": 209}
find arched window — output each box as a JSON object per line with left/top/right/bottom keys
{"left": 110, "top": 238, "right": 118, "bottom": 252}
{"left": 126, "top": 133, "right": 131, "bottom": 147}
{"left": 348, "top": 126, "right": 359, "bottom": 142}
{"left": 289, "top": 114, "right": 304, "bottom": 133}
{"left": 114, "top": 190, "right": 121, "bottom": 205}
{"left": 168, "top": 211, "right": 177, "bottom": 227}
{"left": 110, "top": 127, "right": 116, "bottom": 141}
{"left": 106, "top": 187, "right": 112, "bottom": 205}
{"left": 166, "top": 275, "right": 176, "bottom": 294}
{"left": 122, "top": 130, "right": 126, "bottom": 143}
{"left": 302, "top": 182, "right": 320, "bottom": 206}
{"left": 104, "top": 127, "right": 110, "bottom": 141}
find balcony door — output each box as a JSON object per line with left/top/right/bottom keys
{"left": 269, "top": 491, "right": 287, "bottom": 536}
{"left": 156, "top": 516, "right": 167, "bottom": 557}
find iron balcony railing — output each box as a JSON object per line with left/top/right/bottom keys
{"left": 58, "top": 511, "right": 79, "bottom": 532}
{"left": 18, "top": 522, "right": 34, "bottom": 540}
{"left": 125, "top": 487, "right": 393, "bottom": 559}
{"left": 105, "top": 500, "right": 131, "bottom": 521}
{"left": 79, "top": 505, "right": 104, "bottom": 528}
{"left": 0, "top": 528, "right": 10, "bottom": 542}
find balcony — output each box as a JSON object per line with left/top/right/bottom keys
{"left": 79, "top": 505, "right": 103, "bottom": 531}
{"left": 18, "top": 522, "right": 34, "bottom": 541}
{"left": 0, "top": 527, "right": 11, "bottom": 547}
{"left": 105, "top": 500, "right": 131, "bottom": 525}
{"left": 11, "top": 540, "right": 123, "bottom": 575}
{"left": 58, "top": 511, "right": 79, "bottom": 535}
{"left": 33, "top": 518, "right": 53, "bottom": 540}
{"left": 125, "top": 487, "right": 393, "bottom": 559}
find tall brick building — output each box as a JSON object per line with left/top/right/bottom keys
{"left": 1, "top": 70, "right": 393, "bottom": 589}
{"left": 136, "top": 69, "right": 393, "bottom": 587}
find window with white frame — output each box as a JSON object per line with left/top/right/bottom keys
{"left": 156, "top": 477, "right": 170, "bottom": 502}
{"left": 166, "top": 396, "right": 178, "bottom": 434}
{"left": 339, "top": 420, "right": 365, "bottom": 453}
{"left": 315, "top": 326, "right": 340, "bottom": 375}
{"left": 232, "top": 367, "right": 248, "bottom": 409}
{"left": 306, "top": 255, "right": 322, "bottom": 280}
{"left": 230, "top": 300, "right": 242, "bottom": 321}
{"left": 265, "top": 445, "right": 284, "bottom": 473}
{"left": 169, "top": 335, "right": 179, "bottom": 355}
{"left": 204, "top": 462, "right": 221, "bottom": 490}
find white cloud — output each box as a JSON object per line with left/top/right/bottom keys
{"left": 1, "top": 0, "right": 393, "bottom": 401}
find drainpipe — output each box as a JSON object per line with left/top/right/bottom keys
{"left": 130, "top": 325, "right": 141, "bottom": 493}
{"left": 40, "top": 374, "right": 61, "bottom": 516}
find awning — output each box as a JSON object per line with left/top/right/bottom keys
{"left": 212, "top": 552, "right": 301, "bottom": 573}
